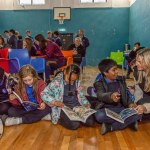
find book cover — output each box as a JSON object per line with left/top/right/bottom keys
{"left": 105, "top": 108, "right": 137, "bottom": 123}
{"left": 13, "top": 91, "right": 39, "bottom": 111}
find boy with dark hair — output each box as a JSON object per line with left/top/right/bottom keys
{"left": 94, "top": 59, "right": 141, "bottom": 135}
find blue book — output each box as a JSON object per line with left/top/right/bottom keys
{"left": 13, "top": 91, "right": 39, "bottom": 111}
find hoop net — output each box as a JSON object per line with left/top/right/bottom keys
{"left": 58, "top": 16, "right": 64, "bottom": 24}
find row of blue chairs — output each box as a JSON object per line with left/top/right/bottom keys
{"left": 0, "top": 57, "right": 20, "bottom": 74}
{"left": 0, "top": 49, "right": 45, "bottom": 81}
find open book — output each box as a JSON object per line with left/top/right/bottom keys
{"left": 105, "top": 108, "right": 138, "bottom": 123}
{"left": 62, "top": 106, "right": 96, "bottom": 123}
{"left": 13, "top": 91, "right": 39, "bottom": 111}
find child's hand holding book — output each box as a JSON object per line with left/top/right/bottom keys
{"left": 38, "top": 102, "right": 46, "bottom": 110}
{"left": 53, "top": 101, "right": 64, "bottom": 108}
{"left": 135, "top": 105, "right": 147, "bottom": 114}
{"left": 9, "top": 94, "right": 17, "bottom": 101}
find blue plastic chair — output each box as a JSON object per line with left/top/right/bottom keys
{"left": 9, "top": 58, "right": 20, "bottom": 73}
{"left": 30, "top": 58, "right": 46, "bottom": 81}
{"left": 9, "top": 49, "right": 30, "bottom": 67}
{"left": 9, "top": 49, "right": 46, "bottom": 80}
{"left": 0, "top": 58, "right": 20, "bottom": 73}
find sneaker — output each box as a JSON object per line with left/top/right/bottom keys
{"left": 101, "top": 123, "right": 112, "bottom": 135}
{"left": 0, "top": 118, "right": 4, "bottom": 139}
{"left": 5, "top": 117, "right": 22, "bottom": 126}
{"left": 0, "top": 114, "right": 8, "bottom": 124}
{"left": 129, "top": 121, "right": 138, "bottom": 131}
{"left": 41, "top": 114, "right": 51, "bottom": 121}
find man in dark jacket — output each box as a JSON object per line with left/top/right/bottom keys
{"left": 94, "top": 59, "right": 141, "bottom": 135}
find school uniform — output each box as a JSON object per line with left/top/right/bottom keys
{"left": 8, "top": 80, "right": 50, "bottom": 124}
{"left": 94, "top": 75, "right": 141, "bottom": 131}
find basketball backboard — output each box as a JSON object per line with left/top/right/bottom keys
{"left": 53, "top": 7, "right": 71, "bottom": 20}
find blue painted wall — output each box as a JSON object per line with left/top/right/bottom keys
{"left": 0, "top": 8, "right": 129, "bottom": 66}
{"left": 0, "top": 10, "right": 50, "bottom": 36}
{"left": 129, "top": 0, "right": 150, "bottom": 48}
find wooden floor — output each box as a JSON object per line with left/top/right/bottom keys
{"left": 1, "top": 121, "right": 150, "bottom": 150}
{"left": 0, "top": 67, "right": 150, "bottom": 150}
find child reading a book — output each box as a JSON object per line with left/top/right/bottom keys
{"left": 0, "top": 67, "right": 11, "bottom": 115}
{"left": 1, "top": 65, "right": 51, "bottom": 126}
{"left": 41, "top": 64, "right": 94, "bottom": 130}
{"left": 94, "top": 59, "right": 141, "bottom": 135}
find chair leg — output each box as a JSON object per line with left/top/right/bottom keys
{"left": 121, "top": 64, "right": 124, "bottom": 76}
{"left": 43, "top": 72, "right": 46, "bottom": 82}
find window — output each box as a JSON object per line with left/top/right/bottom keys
{"left": 81, "top": 0, "right": 92, "bottom": 3}
{"left": 33, "top": 0, "right": 45, "bottom": 5}
{"left": 94, "top": 0, "right": 106, "bottom": 2}
{"left": 19, "top": 0, "right": 31, "bottom": 5}
{"left": 19, "top": 0, "right": 45, "bottom": 5}
{"left": 81, "top": 0, "right": 107, "bottom": 3}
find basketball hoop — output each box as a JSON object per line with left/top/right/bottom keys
{"left": 58, "top": 16, "right": 64, "bottom": 24}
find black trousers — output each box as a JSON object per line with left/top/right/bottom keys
{"left": 127, "top": 65, "right": 132, "bottom": 76}
{"left": 8, "top": 105, "right": 51, "bottom": 124}
{"left": 59, "top": 110, "right": 94, "bottom": 130}
{"left": 0, "top": 102, "right": 11, "bottom": 115}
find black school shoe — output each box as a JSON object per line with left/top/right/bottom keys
{"left": 101, "top": 123, "right": 112, "bottom": 135}
{"left": 129, "top": 121, "right": 138, "bottom": 131}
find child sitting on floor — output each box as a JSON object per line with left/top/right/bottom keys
{"left": 94, "top": 59, "right": 141, "bottom": 135}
